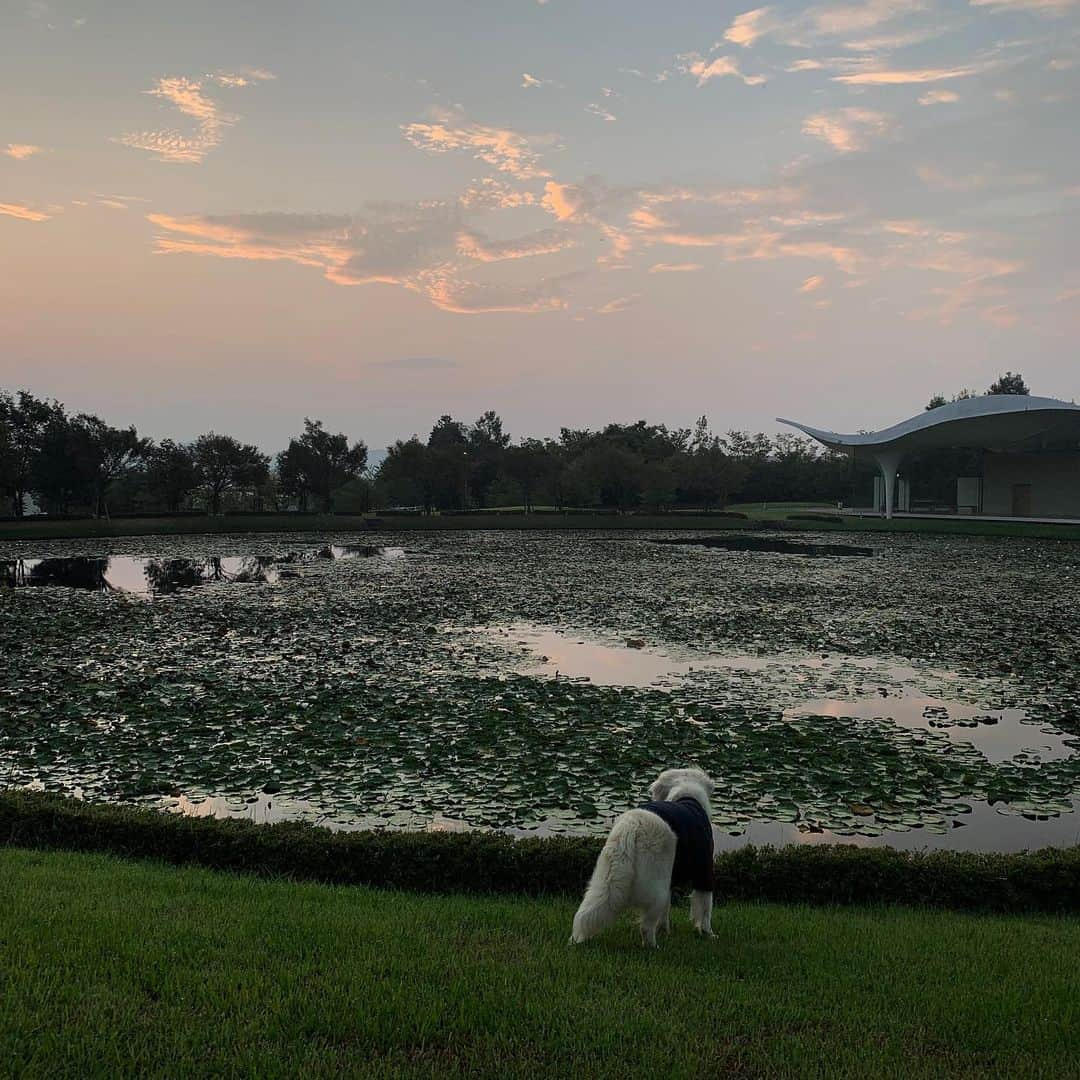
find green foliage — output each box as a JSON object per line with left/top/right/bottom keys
{"left": 2, "top": 792, "right": 1079, "bottom": 912}
{"left": 988, "top": 371, "right": 1030, "bottom": 396}
{"left": 276, "top": 418, "right": 367, "bottom": 513}
{"left": 192, "top": 432, "right": 270, "bottom": 515}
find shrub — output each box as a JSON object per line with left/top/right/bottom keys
{"left": 2, "top": 792, "right": 1078, "bottom": 912}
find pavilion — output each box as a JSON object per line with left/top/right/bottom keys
{"left": 778, "top": 395, "right": 1080, "bottom": 520}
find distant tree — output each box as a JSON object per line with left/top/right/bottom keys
{"left": 573, "top": 444, "right": 644, "bottom": 511}
{"left": 0, "top": 391, "right": 54, "bottom": 516}
{"left": 925, "top": 394, "right": 948, "bottom": 411}
{"left": 988, "top": 371, "right": 1029, "bottom": 396}
{"left": 502, "top": 438, "right": 554, "bottom": 513}
{"left": 377, "top": 437, "right": 434, "bottom": 513}
{"left": 70, "top": 414, "right": 149, "bottom": 517}
{"left": 145, "top": 440, "right": 199, "bottom": 512}
{"left": 193, "top": 433, "right": 270, "bottom": 515}
{"left": 467, "top": 410, "right": 510, "bottom": 508}
{"left": 276, "top": 418, "right": 367, "bottom": 513}
{"left": 639, "top": 459, "right": 678, "bottom": 512}
{"left": 426, "top": 415, "right": 470, "bottom": 510}
{"left": 684, "top": 418, "right": 748, "bottom": 509}
{"left": 31, "top": 405, "right": 82, "bottom": 514}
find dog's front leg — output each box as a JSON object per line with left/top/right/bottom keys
{"left": 690, "top": 890, "right": 714, "bottom": 937}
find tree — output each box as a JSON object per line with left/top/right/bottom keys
{"left": 426, "top": 415, "right": 469, "bottom": 510}
{"left": 30, "top": 404, "right": 82, "bottom": 514}
{"left": 0, "top": 391, "right": 54, "bottom": 516}
{"left": 683, "top": 418, "right": 748, "bottom": 509}
{"left": 193, "top": 433, "right": 270, "bottom": 515}
{"left": 925, "top": 394, "right": 948, "bottom": 411}
{"left": 503, "top": 438, "right": 554, "bottom": 513}
{"left": 70, "top": 414, "right": 149, "bottom": 517}
{"left": 467, "top": 410, "right": 510, "bottom": 508}
{"left": 988, "top": 371, "right": 1029, "bottom": 396}
{"left": 276, "top": 418, "right": 367, "bottom": 513}
{"left": 145, "top": 440, "right": 199, "bottom": 512}
{"left": 377, "top": 437, "right": 435, "bottom": 513}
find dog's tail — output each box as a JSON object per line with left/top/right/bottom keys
{"left": 570, "top": 815, "right": 638, "bottom": 943}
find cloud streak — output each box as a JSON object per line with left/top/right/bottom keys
{"left": 115, "top": 72, "right": 269, "bottom": 164}
{"left": 677, "top": 52, "right": 768, "bottom": 86}
{"left": 802, "top": 107, "right": 891, "bottom": 152}
{"left": 0, "top": 202, "right": 51, "bottom": 222}
{"left": 4, "top": 143, "right": 44, "bottom": 160}
{"left": 402, "top": 109, "right": 552, "bottom": 180}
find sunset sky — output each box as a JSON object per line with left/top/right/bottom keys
{"left": 2, "top": 0, "right": 1078, "bottom": 451}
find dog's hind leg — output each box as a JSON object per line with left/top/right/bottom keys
{"left": 662, "top": 894, "right": 671, "bottom": 935}
{"left": 639, "top": 882, "right": 671, "bottom": 948}
{"left": 639, "top": 900, "right": 667, "bottom": 949}
{"left": 690, "top": 890, "right": 714, "bottom": 937}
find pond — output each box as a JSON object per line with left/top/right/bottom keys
{"left": 2, "top": 529, "right": 1079, "bottom": 852}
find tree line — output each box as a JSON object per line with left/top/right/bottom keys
{"left": 0, "top": 390, "right": 885, "bottom": 519}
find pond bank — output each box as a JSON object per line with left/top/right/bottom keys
{"left": 3, "top": 792, "right": 1079, "bottom": 913}
{"left": 3, "top": 511, "right": 1080, "bottom": 541}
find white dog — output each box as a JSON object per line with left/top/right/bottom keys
{"left": 570, "top": 767, "right": 716, "bottom": 947}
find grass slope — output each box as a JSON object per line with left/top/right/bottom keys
{"left": 2, "top": 849, "right": 1078, "bottom": 1079}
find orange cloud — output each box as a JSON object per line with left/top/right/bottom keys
{"left": 678, "top": 52, "right": 767, "bottom": 86}
{"left": 148, "top": 203, "right": 574, "bottom": 315}
{"left": 4, "top": 144, "right": 44, "bottom": 160}
{"left": 402, "top": 110, "right": 552, "bottom": 180}
{"left": 456, "top": 228, "right": 573, "bottom": 262}
{"left": 919, "top": 89, "right": 960, "bottom": 105}
{"left": 802, "top": 108, "right": 891, "bottom": 152}
{"left": 0, "top": 202, "right": 50, "bottom": 222}
{"left": 799, "top": 274, "right": 825, "bottom": 292}
{"left": 724, "top": 8, "right": 774, "bottom": 46}
{"left": 115, "top": 72, "right": 266, "bottom": 164}
{"left": 649, "top": 262, "right": 704, "bottom": 272}
{"left": 834, "top": 61, "right": 992, "bottom": 85}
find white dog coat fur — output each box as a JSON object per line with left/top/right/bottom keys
{"left": 570, "top": 767, "right": 716, "bottom": 947}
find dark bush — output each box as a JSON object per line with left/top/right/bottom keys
{"left": 2, "top": 792, "right": 1078, "bottom": 912}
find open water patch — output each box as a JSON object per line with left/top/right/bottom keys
{"left": 650, "top": 534, "right": 875, "bottom": 557}
{"left": 0, "top": 545, "right": 405, "bottom": 596}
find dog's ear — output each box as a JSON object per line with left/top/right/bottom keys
{"left": 692, "top": 769, "right": 716, "bottom": 795}
{"left": 649, "top": 774, "right": 672, "bottom": 801}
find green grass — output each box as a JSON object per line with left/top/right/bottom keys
{"left": 2, "top": 849, "right": 1078, "bottom": 1079}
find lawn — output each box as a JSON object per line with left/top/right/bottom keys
{"left": 2, "top": 848, "right": 1078, "bottom": 1079}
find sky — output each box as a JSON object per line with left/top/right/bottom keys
{"left": 1, "top": 0, "right": 1078, "bottom": 453}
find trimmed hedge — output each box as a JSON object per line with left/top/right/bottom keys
{"left": 2, "top": 791, "right": 1079, "bottom": 913}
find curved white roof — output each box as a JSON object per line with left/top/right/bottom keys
{"left": 778, "top": 395, "right": 1080, "bottom": 455}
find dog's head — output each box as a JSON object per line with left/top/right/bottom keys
{"left": 648, "top": 767, "right": 715, "bottom": 802}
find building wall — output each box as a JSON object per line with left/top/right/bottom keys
{"left": 982, "top": 453, "right": 1080, "bottom": 518}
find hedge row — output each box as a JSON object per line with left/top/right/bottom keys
{"left": 3, "top": 792, "right": 1079, "bottom": 913}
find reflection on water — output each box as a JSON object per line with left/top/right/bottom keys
{"left": 785, "top": 694, "right": 1074, "bottom": 765}
{"left": 479, "top": 624, "right": 1075, "bottom": 765}
{"left": 158, "top": 786, "right": 1079, "bottom": 854}
{"left": 1, "top": 556, "right": 279, "bottom": 595}
{"left": 1, "top": 545, "right": 406, "bottom": 596}
{"left": 710, "top": 799, "right": 1080, "bottom": 855}
{"left": 651, "top": 535, "right": 875, "bottom": 557}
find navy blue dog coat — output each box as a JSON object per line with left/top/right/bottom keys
{"left": 640, "top": 796, "right": 715, "bottom": 893}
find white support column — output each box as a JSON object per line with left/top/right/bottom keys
{"left": 874, "top": 451, "right": 902, "bottom": 519}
